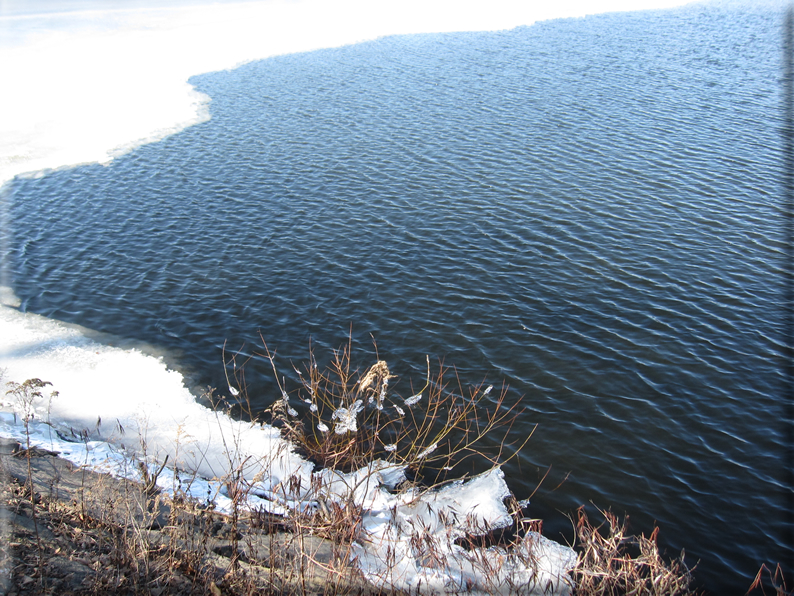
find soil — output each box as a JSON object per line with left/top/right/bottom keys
{"left": 0, "top": 437, "right": 369, "bottom": 595}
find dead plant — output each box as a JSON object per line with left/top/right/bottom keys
{"left": 747, "top": 563, "right": 793, "bottom": 596}
{"left": 257, "top": 335, "right": 531, "bottom": 484}
{"left": 571, "top": 506, "right": 696, "bottom": 596}
{"left": 5, "top": 378, "right": 58, "bottom": 589}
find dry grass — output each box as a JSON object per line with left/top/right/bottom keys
{"left": 0, "top": 436, "right": 369, "bottom": 595}
{"left": 570, "top": 506, "right": 696, "bottom": 596}
{"left": 0, "top": 371, "right": 371, "bottom": 596}
{"left": 254, "top": 335, "right": 531, "bottom": 482}
{"left": 747, "top": 564, "right": 793, "bottom": 596}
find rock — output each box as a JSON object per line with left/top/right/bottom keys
{"left": 45, "top": 556, "right": 94, "bottom": 589}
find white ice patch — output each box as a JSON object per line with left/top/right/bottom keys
{"left": 1, "top": 0, "right": 695, "bottom": 188}
{"left": 331, "top": 399, "right": 364, "bottom": 434}
{"left": 353, "top": 467, "right": 575, "bottom": 595}
{"left": 0, "top": 301, "right": 314, "bottom": 501}
{"left": 404, "top": 392, "right": 422, "bottom": 406}
{"left": 416, "top": 442, "right": 438, "bottom": 459}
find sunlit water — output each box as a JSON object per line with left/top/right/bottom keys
{"left": 5, "top": 2, "right": 790, "bottom": 591}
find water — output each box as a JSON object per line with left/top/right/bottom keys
{"left": 5, "top": 2, "right": 791, "bottom": 591}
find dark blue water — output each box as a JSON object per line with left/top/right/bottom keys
{"left": 6, "top": 2, "right": 791, "bottom": 592}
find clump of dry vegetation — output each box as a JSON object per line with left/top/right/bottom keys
{"left": 254, "top": 335, "right": 531, "bottom": 481}
{"left": 571, "top": 506, "right": 697, "bottom": 596}
{"left": 216, "top": 338, "right": 564, "bottom": 594}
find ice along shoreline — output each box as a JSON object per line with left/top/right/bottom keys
{"left": 0, "top": 301, "right": 579, "bottom": 594}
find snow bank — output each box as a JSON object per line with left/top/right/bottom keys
{"left": 0, "top": 297, "right": 311, "bottom": 485}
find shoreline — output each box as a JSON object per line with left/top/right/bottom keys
{"left": 0, "top": 436, "right": 363, "bottom": 595}
{"left": 0, "top": 358, "right": 581, "bottom": 594}
{"left": 0, "top": 411, "right": 701, "bottom": 595}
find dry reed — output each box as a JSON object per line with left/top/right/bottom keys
{"left": 571, "top": 506, "right": 696, "bottom": 596}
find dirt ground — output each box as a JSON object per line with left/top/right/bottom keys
{"left": 0, "top": 437, "right": 369, "bottom": 595}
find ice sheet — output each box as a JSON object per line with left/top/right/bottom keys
{"left": 0, "top": 0, "right": 695, "bottom": 188}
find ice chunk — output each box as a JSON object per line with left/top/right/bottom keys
{"left": 416, "top": 442, "right": 438, "bottom": 459}
{"left": 331, "top": 400, "right": 364, "bottom": 434}
{"left": 404, "top": 392, "right": 422, "bottom": 406}
{"left": 353, "top": 467, "right": 575, "bottom": 595}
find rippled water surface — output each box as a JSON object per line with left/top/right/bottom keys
{"left": 6, "top": 2, "right": 791, "bottom": 591}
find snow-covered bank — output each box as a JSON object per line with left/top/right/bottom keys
{"left": 0, "top": 0, "right": 696, "bottom": 188}
{"left": 0, "top": 297, "right": 313, "bottom": 507}
{"left": 0, "top": 299, "right": 576, "bottom": 593}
